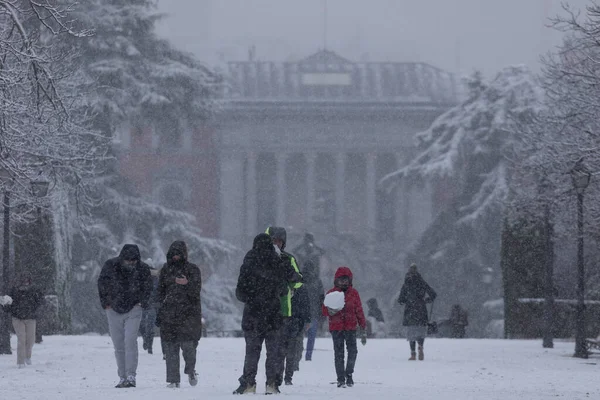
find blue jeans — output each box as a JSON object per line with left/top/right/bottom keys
{"left": 305, "top": 317, "right": 319, "bottom": 360}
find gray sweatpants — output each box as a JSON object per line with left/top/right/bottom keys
{"left": 106, "top": 306, "right": 143, "bottom": 379}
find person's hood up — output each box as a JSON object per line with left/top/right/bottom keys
{"left": 167, "top": 240, "right": 188, "bottom": 262}
{"left": 367, "top": 298, "right": 379, "bottom": 309}
{"left": 265, "top": 226, "right": 287, "bottom": 250}
{"left": 119, "top": 244, "right": 141, "bottom": 261}
{"left": 334, "top": 266, "right": 353, "bottom": 284}
{"left": 253, "top": 233, "right": 273, "bottom": 252}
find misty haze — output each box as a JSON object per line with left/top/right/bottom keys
{"left": 0, "top": 0, "right": 599, "bottom": 399}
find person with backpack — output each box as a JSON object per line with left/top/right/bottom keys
{"left": 322, "top": 266, "right": 366, "bottom": 388}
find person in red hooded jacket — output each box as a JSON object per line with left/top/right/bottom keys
{"left": 322, "top": 266, "right": 366, "bottom": 388}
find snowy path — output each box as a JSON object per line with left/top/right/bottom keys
{"left": 0, "top": 335, "right": 598, "bottom": 399}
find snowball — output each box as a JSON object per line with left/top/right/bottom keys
{"left": 0, "top": 295, "right": 12, "bottom": 306}
{"left": 324, "top": 291, "right": 345, "bottom": 311}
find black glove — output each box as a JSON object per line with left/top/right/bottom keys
{"left": 361, "top": 333, "right": 367, "bottom": 346}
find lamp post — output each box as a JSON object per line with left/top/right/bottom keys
{"left": 0, "top": 167, "right": 12, "bottom": 354}
{"left": 570, "top": 159, "right": 591, "bottom": 359}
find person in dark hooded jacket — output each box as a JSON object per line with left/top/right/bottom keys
{"left": 98, "top": 244, "right": 152, "bottom": 388}
{"left": 233, "top": 233, "right": 300, "bottom": 395}
{"left": 157, "top": 241, "right": 202, "bottom": 388}
{"left": 397, "top": 264, "right": 436, "bottom": 361}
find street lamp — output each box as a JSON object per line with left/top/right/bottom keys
{"left": 570, "top": 158, "right": 591, "bottom": 359}
{"left": 0, "top": 167, "right": 12, "bottom": 354}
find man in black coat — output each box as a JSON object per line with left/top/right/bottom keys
{"left": 98, "top": 244, "right": 152, "bottom": 388}
{"left": 157, "top": 241, "right": 202, "bottom": 388}
{"left": 233, "top": 233, "right": 300, "bottom": 395}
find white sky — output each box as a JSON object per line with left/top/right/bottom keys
{"left": 156, "top": 0, "right": 590, "bottom": 76}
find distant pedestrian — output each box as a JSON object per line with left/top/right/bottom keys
{"left": 6, "top": 271, "right": 44, "bottom": 368}
{"left": 98, "top": 244, "right": 152, "bottom": 388}
{"left": 157, "top": 241, "right": 202, "bottom": 389}
{"left": 302, "top": 257, "right": 325, "bottom": 361}
{"left": 283, "top": 284, "right": 311, "bottom": 385}
{"left": 449, "top": 304, "right": 468, "bottom": 338}
{"left": 366, "top": 298, "right": 386, "bottom": 338}
{"left": 323, "top": 266, "right": 366, "bottom": 388}
{"left": 397, "top": 264, "right": 436, "bottom": 361}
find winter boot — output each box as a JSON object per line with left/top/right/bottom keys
{"left": 115, "top": 378, "right": 128, "bottom": 388}
{"left": 126, "top": 375, "right": 136, "bottom": 387}
{"left": 167, "top": 382, "right": 180, "bottom": 388}
{"left": 346, "top": 374, "right": 354, "bottom": 387}
{"left": 188, "top": 371, "right": 198, "bottom": 387}
{"left": 409, "top": 351, "right": 417, "bottom": 361}
{"left": 265, "top": 383, "right": 281, "bottom": 394}
{"left": 25, "top": 358, "right": 31, "bottom": 365}
{"left": 337, "top": 380, "right": 346, "bottom": 388}
{"left": 418, "top": 346, "right": 424, "bottom": 360}
{"left": 233, "top": 383, "right": 256, "bottom": 394}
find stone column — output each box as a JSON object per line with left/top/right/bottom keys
{"left": 395, "top": 151, "right": 411, "bottom": 247}
{"left": 219, "top": 151, "right": 245, "bottom": 246}
{"left": 366, "top": 153, "right": 377, "bottom": 236}
{"left": 305, "top": 153, "right": 317, "bottom": 226}
{"left": 246, "top": 152, "right": 258, "bottom": 238}
{"left": 335, "top": 153, "right": 346, "bottom": 233}
{"left": 275, "top": 153, "right": 287, "bottom": 227}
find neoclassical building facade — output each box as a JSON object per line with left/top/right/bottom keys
{"left": 218, "top": 50, "right": 457, "bottom": 249}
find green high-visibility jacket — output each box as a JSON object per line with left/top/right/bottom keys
{"left": 279, "top": 251, "right": 303, "bottom": 317}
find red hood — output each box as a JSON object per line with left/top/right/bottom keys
{"left": 334, "top": 266, "right": 353, "bottom": 282}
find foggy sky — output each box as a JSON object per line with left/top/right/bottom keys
{"left": 156, "top": 0, "right": 590, "bottom": 76}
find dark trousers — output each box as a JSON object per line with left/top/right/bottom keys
{"left": 331, "top": 330, "right": 358, "bottom": 383}
{"left": 163, "top": 340, "right": 198, "bottom": 383}
{"left": 240, "top": 327, "right": 280, "bottom": 386}
{"left": 139, "top": 309, "right": 156, "bottom": 352}
{"left": 283, "top": 319, "right": 304, "bottom": 382}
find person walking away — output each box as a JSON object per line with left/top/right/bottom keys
{"left": 265, "top": 226, "right": 303, "bottom": 393}
{"left": 233, "top": 233, "right": 300, "bottom": 395}
{"left": 449, "top": 304, "right": 468, "bottom": 338}
{"left": 6, "top": 271, "right": 44, "bottom": 368}
{"left": 140, "top": 266, "right": 160, "bottom": 354}
{"left": 98, "top": 244, "right": 152, "bottom": 388}
{"left": 283, "top": 283, "right": 311, "bottom": 385}
{"left": 302, "top": 257, "right": 325, "bottom": 361}
{"left": 397, "top": 264, "right": 437, "bottom": 361}
{"left": 322, "top": 266, "right": 367, "bottom": 388}
{"left": 156, "top": 241, "right": 202, "bottom": 388}
{"left": 366, "top": 298, "right": 386, "bottom": 338}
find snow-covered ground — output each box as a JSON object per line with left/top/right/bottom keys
{"left": 0, "top": 335, "right": 598, "bottom": 399}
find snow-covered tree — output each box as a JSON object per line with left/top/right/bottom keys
{"left": 381, "top": 66, "right": 544, "bottom": 336}
{"left": 65, "top": 0, "right": 237, "bottom": 333}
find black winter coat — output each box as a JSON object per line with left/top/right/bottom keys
{"left": 236, "top": 233, "right": 297, "bottom": 333}
{"left": 97, "top": 244, "right": 152, "bottom": 314}
{"left": 8, "top": 286, "right": 44, "bottom": 320}
{"left": 397, "top": 273, "right": 437, "bottom": 326}
{"left": 291, "top": 284, "right": 311, "bottom": 328}
{"left": 302, "top": 259, "right": 325, "bottom": 320}
{"left": 157, "top": 241, "right": 203, "bottom": 342}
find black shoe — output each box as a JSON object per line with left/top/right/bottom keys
{"left": 147, "top": 348, "right": 153, "bottom": 354}
{"left": 346, "top": 374, "right": 354, "bottom": 387}
{"left": 284, "top": 380, "right": 293, "bottom": 386}
{"left": 337, "top": 381, "right": 346, "bottom": 388}
{"left": 233, "top": 383, "right": 256, "bottom": 394}
{"left": 188, "top": 371, "right": 198, "bottom": 387}
{"left": 142, "top": 342, "right": 147, "bottom": 350}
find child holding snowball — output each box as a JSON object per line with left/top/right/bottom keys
{"left": 322, "top": 266, "right": 366, "bottom": 388}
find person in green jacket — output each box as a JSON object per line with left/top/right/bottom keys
{"left": 265, "top": 226, "right": 303, "bottom": 391}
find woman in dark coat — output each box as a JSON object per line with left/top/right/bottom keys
{"left": 7, "top": 271, "right": 44, "bottom": 367}
{"left": 397, "top": 264, "right": 436, "bottom": 361}
{"left": 157, "top": 241, "right": 202, "bottom": 388}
